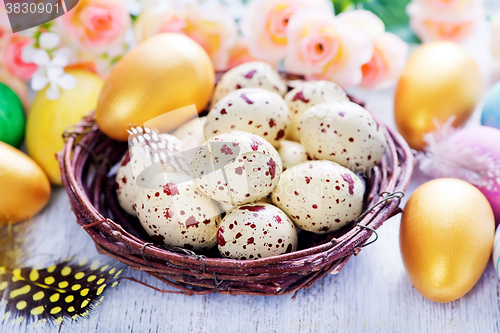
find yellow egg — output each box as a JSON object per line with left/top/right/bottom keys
{"left": 0, "top": 142, "right": 51, "bottom": 224}
{"left": 95, "top": 33, "right": 215, "bottom": 141}
{"left": 400, "top": 178, "right": 494, "bottom": 303}
{"left": 394, "top": 41, "right": 483, "bottom": 150}
{"left": 26, "top": 70, "right": 103, "bottom": 185}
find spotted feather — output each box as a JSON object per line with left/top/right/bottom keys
{"left": 0, "top": 259, "right": 128, "bottom": 326}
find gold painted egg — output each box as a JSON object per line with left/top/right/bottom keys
{"left": 400, "top": 178, "right": 494, "bottom": 303}
{"left": 394, "top": 41, "right": 483, "bottom": 150}
{"left": 26, "top": 70, "right": 103, "bottom": 185}
{"left": 0, "top": 142, "right": 51, "bottom": 224}
{"left": 95, "top": 33, "right": 215, "bottom": 141}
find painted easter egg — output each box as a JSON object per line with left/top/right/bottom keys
{"left": 395, "top": 41, "right": 483, "bottom": 150}
{"left": 26, "top": 70, "right": 103, "bottom": 184}
{"left": 481, "top": 81, "right": 500, "bottom": 130}
{"left": 96, "top": 33, "right": 215, "bottom": 141}
{"left": 0, "top": 82, "right": 25, "bottom": 147}
{"left": 400, "top": 178, "right": 494, "bottom": 303}
{"left": 493, "top": 226, "right": 500, "bottom": 279}
{"left": 0, "top": 141, "right": 51, "bottom": 224}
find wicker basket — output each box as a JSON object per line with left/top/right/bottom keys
{"left": 59, "top": 83, "right": 413, "bottom": 296}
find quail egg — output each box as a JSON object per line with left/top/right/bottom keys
{"left": 299, "top": 101, "right": 387, "bottom": 173}
{"left": 172, "top": 116, "right": 208, "bottom": 150}
{"left": 205, "top": 88, "right": 291, "bottom": 148}
{"left": 217, "top": 203, "right": 298, "bottom": 259}
{"left": 211, "top": 61, "right": 287, "bottom": 107}
{"left": 116, "top": 145, "right": 152, "bottom": 215}
{"left": 135, "top": 172, "right": 221, "bottom": 250}
{"left": 272, "top": 160, "right": 364, "bottom": 234}
{"left": 284, "top": 80, "right": 348, "bottom": 142}
{"left": 191, "top": 131, "right": 282, "bottom": 206}
{"left": 116, "top": 133, "right": 188, "bottom": 215}
{"left": 277, "top": 140, "right": 308, "bottom": 171}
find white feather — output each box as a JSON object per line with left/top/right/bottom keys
{"left": 416, "top": 118, "right": 500, "bottom": 191}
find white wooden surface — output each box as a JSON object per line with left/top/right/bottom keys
{"left": 4, "top": 85, "right": 500, "bottom": 333}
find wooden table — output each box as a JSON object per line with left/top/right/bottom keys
{"left": 7, "top": 84, "right": 500, "bottom": 333}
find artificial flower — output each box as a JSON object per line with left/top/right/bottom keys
{"left": 126, "top": 0, "right": 142, "bottom": 16}
{"left": 336, "top": 9, "right": 385, "bottom": 38}
{"left": 492, "top": 9, "right": 500, "bottom": 61}
{"left": 411, "top": 0, "right": 481, "bottom": 16}
{"left": 359, "top": 32, "right": 409, "bottom": 89}
{"left": 240, "top": 0, "right": 333, "bottom": 65}
{"left": 134, "top": 1, "right": 237, "bottom": 70}
{"left": 24, "top": 32, "right": 76, "bottom": 100}
{"left": 227, "top": 38, "right": 257, "bottom": 69}
{"left": 2, "top": 34, "right": 38, "bottom": 80}
{"left": 337, "top": 10, "right": 408, "bottom": 89}
{"left": 407, "top": 0, "right": 485, "bottom": 42}
{"left": 184, "top": 2, "right": 238, "bottom": 71}
{"left": 285, "top": 11, "right": 372, "bottom": 88}
{"left": 0, "top": 1, "right": 11, "bottom": 38}
{"left": 133, "top": 2, "right": 186, "bottom": 42}
{"left": 59, "top": 0, "right": 131, "bottom": 53}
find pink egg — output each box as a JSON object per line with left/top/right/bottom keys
{"left": 446, "top": 126, "right": 500, "bottom": 225}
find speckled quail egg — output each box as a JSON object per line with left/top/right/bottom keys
{"left": 211, "top": 61, "right": 287, "bottom": 107}
{"left": 135, "top": 172, "right": 221, "bottom": 250}
{"left": 272, "top": 160, "right": 364, "bottom": 234}
{"left": 204, "top": 88, "right": 291, "bottom": 148}
{"left": 116, "top": 133, "right": 188, "bottom": 215}
{"left": 191, "top": 131, "right": 282, "bottom": 206}
{"left": 172, "top": 116, "right": 208, "bottom": 150}
{"left": 218, "top": 193, "right": 274, "bottom": 215}
{"left": 278, "top": 140, "right": 308, "bottom": 171}
{"left": 116, "top": 145, "right": 152, "bottom": 215}
{"left": 284, "top": 80, "right": 348, "bottom": 142}
{"left": 217, "top": 203, "right": 298, "bottom": 260}
{"left": 299, "top": 101, "right": 387, "bottom": 173}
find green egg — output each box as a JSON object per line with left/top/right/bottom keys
{"left": 0, "top": 82, "right": 25, "bottom": 147}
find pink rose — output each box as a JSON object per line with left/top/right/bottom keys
{"left": 184, "top": 3, "right": 237, "bottom": 71}
{"left": 336, "top": 9, "right": 385, "bottom": 38}
{"left": 407, "top": 0, "right": 485, "bottom": 42}
{"left": 134, "top": 3, "right": 186, "bottom": 42}
{"left": 491, "top": 9, "right": 500, "bottom": 61}
{"left": 241, "top": 0, "right": 333, "bottom": 65}
{"left": 60, "top": 0, "right": 131, "bottom": 52}
{"left": 0, "top": 1, "right": 12, "bottom": 38}
{"left": 134, "top": 2, "right": 237, "bottom": 71}
{"left": 2, "top": 34, "right": 37, "bottom": 80}
{"left": 227, "top": 38, "right": 257, "bottom": 69}
{"left": 337, "top": 10, "right": 408, "bottom": 89}
{"left": 359, "top": 33, "right": 408, "bottom": 89}
{"left": 412, "top": 0, "right": 480, "bottom": 15}
{"left": 285, "top": 11, "right": 373, "bottom": 88}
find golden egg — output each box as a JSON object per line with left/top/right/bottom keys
{"left": 0, "top": 142, "right": 51, "bottom": 224}
{"left": 400, "top": 178, "right": 494, "bottom": 303}
{"left": 394, "top": 41, "right": 483, "bottom": 150}
{"left": 26, "top": 70, "right": 104, "bottom": 185}
{"left": 95, "top": 33, "right": 215, "bottom": 141}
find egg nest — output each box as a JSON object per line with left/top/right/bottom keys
{"left": 60, "top": 75, "right": 413, "bottom": 296}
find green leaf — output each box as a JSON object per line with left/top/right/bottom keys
{"left": 330, "top": 0, "right": 420, "bottom": 43}
{"left": 361, "top": 0, "right": 421, "bottom": 44}
{"left": 332, "top": 0, "right": 370, "bottom": 14}
{"left": 362, "top": 0, "right": 410, "bottom": 27}
{"left": 387, "top": 24, "right": 421, "bottom": 44}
